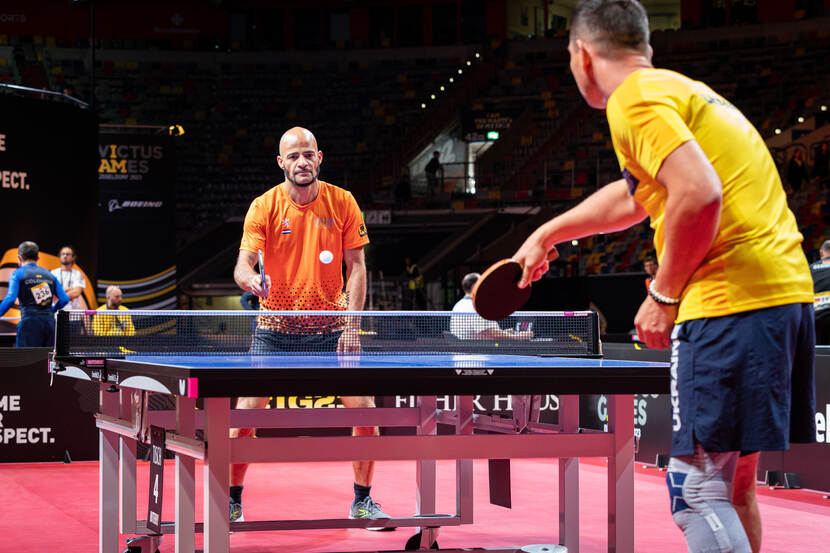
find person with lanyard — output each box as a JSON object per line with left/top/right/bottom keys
{"left": 512, "top": 2, "right": 815, "bottom": 552}
{"left": 810, "top": 239, "right": 830, "bottom": 344}
{"left": 230, "top": 127, "right": 391, "bottom": 529}
{"left": 90, "top": 285, "right": 135, "bottom": 336}
{"left": 0, "top": 241, "right": 70, "bottom": 347}
{"left": 51, "top": 245, "right": 86, "bottom": 310}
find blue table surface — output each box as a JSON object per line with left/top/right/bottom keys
{"left": 120, "top": 353, "right": 666, "bottom": 370}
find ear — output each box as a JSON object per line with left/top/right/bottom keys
{"left": 276, "top": 155, "right": 284, "bottom": 170}
{"left": 575, "top": 39, "right": 595, "bottom": 79}
{"left": 646, "top": 44, "right": 654, "bottom": 63}
{"left": 317, "top": 150, "right": 323, "bottom": 165}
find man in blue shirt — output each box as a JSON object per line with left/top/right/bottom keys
{"left": 0, "top": 241, "right": 70, "bottom": 347}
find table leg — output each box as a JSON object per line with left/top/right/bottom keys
{"left": 455, "top": 395, "right": 473, "bottom": 524}
{"left": 416, "top": 396, "right": 437, "bottom": 516}
{"left": 203, "top": 397, "right": 230, "bottom": 553}
{"left": 607, "top": 394, "right": 634, "bottom": 553}
{"left": 176, "top": 396, "right": 196, "bottom": 553}
{"left": 100, "top": 383, "right": 119, "bottom": 553}
{"left": 558, "top": 394, "right": 579, "bottom": 553}
{"left": 119, "top": 389, "right": 137, "bottom": 535}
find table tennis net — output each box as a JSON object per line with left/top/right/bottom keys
{"left": 55, "top": 310, "right": 601, "bottom": 357}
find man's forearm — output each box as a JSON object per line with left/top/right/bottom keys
{"left": 234, "top": 261, "right": 256, "bottom": 291}
{"left": 68, "top": 286, "right": 83, "bottom": 299}
{"left": 346, "top": 265, "right": 366, "bottom": 312}
{"left": 530, "top": 179, "right": 647, "bottom": 251}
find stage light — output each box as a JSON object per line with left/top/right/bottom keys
{"left": 440, "top": 86, "right": 445, "bottom": 91}
{"left": 458, "top": 69, "right": 463, "bottom": 74}
{"left": 774, "top": 128, "right": 782, "bottom": 135}
{"left": 449, "top": 77, "right": 454, "bottom": 83}
{"left": 168, "top": 124, "right": 185, "bottom": 137}
{"left": 466, "top": 60, "right": 471, "bottom": 66}
{"left": 822, "top": 105, "right": 828, "bottom": 111}
{"left": 475, "top": 52, "right": 480, "bottom": 58}
{"left": 430, "top": 94, "right": 435, "bottom": 100}
{"left": 421, "top": 103, "right": 426, "bottom": 109}
{"left": 797, "top": 116, "right": 804, "bottom": 123}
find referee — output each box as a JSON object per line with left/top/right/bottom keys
{"left": 0, "top": 241, "right": 70, "bottom": 347}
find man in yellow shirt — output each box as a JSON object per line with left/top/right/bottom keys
{"left": 91, "top": 286, "right": 134, "bottom": 336}
{"left": 513, "top": 2, "right": 815, "bottom": 552}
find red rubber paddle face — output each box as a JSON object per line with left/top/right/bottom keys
{"left": 472, "top": 259, "right": 531, "bottom": 321}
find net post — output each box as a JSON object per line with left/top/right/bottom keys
{"left": 55, "top": 310, "right": 69, "bottom": 355}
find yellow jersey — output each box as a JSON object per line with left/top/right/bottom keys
{"left": 92, "top": 305, "right": 135, "bottom": 336}
{"left": 606, "top": 68, "right": 813, "bottom": 322}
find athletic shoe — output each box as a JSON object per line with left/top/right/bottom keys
{"left": 349, "top": 496, "right": 395, "bottom": 531}
{"left": 229, "top": 501, "right": 244, "bottom": 523}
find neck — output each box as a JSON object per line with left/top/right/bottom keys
{"left": 61, "top": 264, "right": 73, "bottom": 270}
{"left": 595, "top": 54, "right": 652, "bottom": 105}
{"left": 285, "top": 180, "right": 320, "bottom": 205}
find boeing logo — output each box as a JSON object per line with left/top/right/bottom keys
{"left": 108, "top": 199, "right": 164, "bottom": 212}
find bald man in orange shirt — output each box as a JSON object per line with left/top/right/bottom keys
{"left": 231, "top": 127, "right": 391, "bottom": 529}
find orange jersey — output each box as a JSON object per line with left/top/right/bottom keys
{"left": 239, "top": 180, "right": 369, "bottom": 332}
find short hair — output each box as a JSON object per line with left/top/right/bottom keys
{"left": 821, "top": 240, "right": 830, "bottom": 255}
{"left": 60, "top": 245, "right": 77, "bottom": 257}
{"left": 106, "top": 285, "right": 122, "bottom": 297}
{"left": 433, "top": 151, "right": 440, "bottom": 156}
{"left": 570, "top": 0, "right": 650, "bottom": 58}
{"left": 461, "top": 272, "right": 481, "bottom": 294}
{"left": 18, "top": 241, "right": 39, "bottom": 261}
{"left": 643, "top": 254, "right": 657, "bottom": 265}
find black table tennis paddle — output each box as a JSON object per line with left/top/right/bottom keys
{"left": 472, "top": 259, "right": 531, "bottom": 321}
{"left": 257, "top": 249, "right": 269, "bottom": 297}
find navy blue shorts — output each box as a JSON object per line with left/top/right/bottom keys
{"left": 16, "top": 315, "right": 56, "bottom": 348}
{"left": 670, "top": 303, "right": 816, "bottom": 456}
{"left": 251, "top": 327, "right": 342, "bottom": 353}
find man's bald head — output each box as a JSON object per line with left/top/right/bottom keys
{"left": 276, "top": 127, "right": 323, "bottom": 189}
{"left": 279, "top": 127, "right": 318, "bottom": 157}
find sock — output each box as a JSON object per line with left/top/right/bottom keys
{"left": 354, "top": 483, "right": 371, "bottom": 504}
{"left": 230, "top": 485, "right": 243, "bottom": 504}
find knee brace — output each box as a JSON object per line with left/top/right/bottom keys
{"left": 666, "top": 448, "right": 751, "bottom": 553}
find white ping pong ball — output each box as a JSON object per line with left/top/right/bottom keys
{"left": 319, "top": 250, "right": 334, "bottom": 264}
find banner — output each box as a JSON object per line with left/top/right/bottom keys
{"left": 98, "top": 134, "right": 176, "bottom": 309}
{"left": 0, "top": 348, "right": 98, "bottom": 462}
{"left": 0, "top": 94, "right": 99, "bottom": 282}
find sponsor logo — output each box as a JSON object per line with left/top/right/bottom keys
{"left": 108, "top": 199, "right": 164, "bottom": 212}
{"left": 358, "top": 223, "right": 368, "bottom": 237}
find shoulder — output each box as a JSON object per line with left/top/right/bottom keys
{"left": 452, "top": 297, "right": 473, "bottom": 312}
{"left": 96, "top": 305, "right": 106, "bottom": 311}
{"left": 610, "top": 69, "right": 691, "bottom": 112}
{"left": 119, "top": 306, "right": 130, "bottom": 311}
{"left": 321, "top": 181, "right": 358, "bottom": 205}
{"left": 250, "top": 184, "right": 283, "bottom": 208}
{"left": 50, "top": 267, "right": 60, "bottom": 275}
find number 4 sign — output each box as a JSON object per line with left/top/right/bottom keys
{"left": 147, "top": 425, "right": 165, "bottom": 534}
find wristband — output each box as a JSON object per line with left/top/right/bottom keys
{"left": 648, "top": 281, "right": 680, "bottom": 305}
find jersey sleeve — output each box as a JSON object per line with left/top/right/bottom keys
{"left": 607, "top": 88, "right": 695, "bottom": 182}
{"left": 342, "top": 192, "right": 370, "bottom": 250}
{"left": 0, "top": 269, "right": 21, "bottom": 316}
{"left": 240, "top": 196, "right": 267, "bottom": 253}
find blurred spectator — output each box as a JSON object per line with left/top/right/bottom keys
{"left": 643, "top": 254, "right": 658, "bottom": 282}
{"left": 404, "top": 257, "right": 426, "bottom": 310}
{"left": 90, "top": 286, "right": 135, "bottom": 336}
{"left": 787, "top": 149, "right": 806, "bottom": 192}
{"left": 813, "top": 142, "right": 828, "bottom": 184}
{"left": 0, "top": 241, "right": 69, "bottom": 347}
{"left": 51, "top": 245, "right": 86, "bottom": 310}
{"left": 425, "top": 151, "right": 442, "bottom": 198}
{"left": 450, "top": 272, "right": 532, "bottom": 340}
{"left": 811, "top": 240, "right": 830, "bottom": 344}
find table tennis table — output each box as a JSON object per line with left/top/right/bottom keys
{"left": 49, "top": 310, "right": 669, "bottom": 553}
